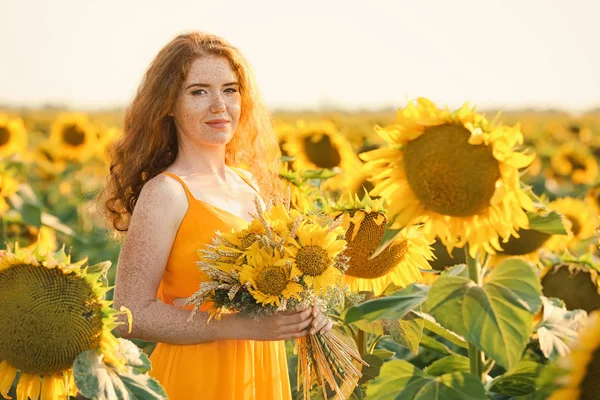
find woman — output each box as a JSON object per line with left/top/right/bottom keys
{"left": 105, "top": 32, "right": 333, "bottom": 399}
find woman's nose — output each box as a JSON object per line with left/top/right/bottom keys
{"left": 210, "top": 94, "right": 226, "bottom": 113}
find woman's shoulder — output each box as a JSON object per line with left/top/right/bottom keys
{"left": 137, "top": 172, "right": 188, "bottom": 208}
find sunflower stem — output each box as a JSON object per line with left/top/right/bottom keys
{"left": 465, "top": 244, "right": 484, "bottom": 382}
{"left": 356, "top": 328, "right": 367, "bottom": 355}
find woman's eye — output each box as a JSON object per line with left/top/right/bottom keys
{"left": 192, "top": 89, "right": 207, "bottom": 95}
{"left": 224, "top": 88, "right": 238, "bottom": 93}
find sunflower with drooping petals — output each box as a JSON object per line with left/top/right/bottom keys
{"left": 544, "top": 197, "right": 598, "bottom": 253}
{"left": 0, "top": 244, "right": 131, "bottom": 400}
{"left": 360, "top": 98, "right": 536, "bottom": 257}
{"left": 329, "top": 193, "right": 433, "bottom": 294}
{"left": 549, "top": 310, "right": 600, "bottom": 399}
{"left": 239, "top": 247, "right": 304, "bottom": 307}
{"left": 49, "top": 113, "right": 98, "bottom": 162}
{"left": 540, "top": 252, "right": 600, "bottom": 313}
{"left": 550, "top": 143, "right": 598, "bottom": 185}
{"left": 282, "top": 120, "right": 362, "bottom": 192}
{"left": 0, "top": 114, "right": 28, "bottom": 158}
{"left": 286, "top": 222, "right": 347, "bottom": 294}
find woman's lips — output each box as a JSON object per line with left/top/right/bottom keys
{"left": 205, "top": 120, "right": 229, "bottom": 129}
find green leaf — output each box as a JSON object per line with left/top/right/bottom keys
{"left": 526, "top": 210, "right": 568, "bottom": 235}
{"left": 420, "top": 313, "right": 468, "bottom": 349}
{"left": 21, "top": 202, "right": 42, "bottom": 227}
{"left": 371, "top": 349, "right": 396, "bottom": 360}
{"left": 73, "top": 341, "right": 167, "bottom": 400}
{"left": 419, "top": 335, "right": 454, "bottom": 356}
{"left": 425, "top": 355, "right": 470, "bottom": 376}
{"left": 358, "top": 353, "right": 385, "bottom": 385}
{"left": 383, "top": 312, "right": 424, "bottom": 354}
{"left": 366, "top": 360, "right": 487, "bottom": 400}
{"left": 369, "top": 227, "right": 402, "bottom": 259}
{"left": 343, "top": 284, "right": 430, "bottom": 324}
{"left": 536, "top": 297, "right": 588, "bottom": 359}
{"left": 489, "top": 361, "right": 544, "bottom": 396}
{"left": 424, "top": 259, "right": 542, "bottom": 369}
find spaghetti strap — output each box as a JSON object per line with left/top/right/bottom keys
{"left": 161, "top": 172, "right": 195, "bottom": 203}
{"left": 230, "top": 167, "right": 262, "bottom": 199}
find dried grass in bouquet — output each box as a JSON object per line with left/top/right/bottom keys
{"left": 186, "top": 196, "right": 367, "bottom": 399}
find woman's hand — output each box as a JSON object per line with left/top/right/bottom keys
{"left": 309, "top": 305, "right": 334, "bottom": 335}
{"left": 235, "top": 307, "right": 314, "bottom": 341}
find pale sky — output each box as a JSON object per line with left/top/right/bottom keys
{"left": 1, "top": 0, "right": 599, "bottom": 112}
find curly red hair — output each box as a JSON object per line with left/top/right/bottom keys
{"left": 102, "top": 32, "right": 282, "bottom": 232}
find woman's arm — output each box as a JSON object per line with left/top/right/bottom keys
{"left": 112, "top": 175, "right": 314, "bottom": 345}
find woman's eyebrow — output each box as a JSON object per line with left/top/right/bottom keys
{"left": 186, "top": 82, "right": 239, "bottom": 89}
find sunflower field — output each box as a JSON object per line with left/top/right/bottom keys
{"left": 1, "top": 100, "right": 600, "bottom": 399}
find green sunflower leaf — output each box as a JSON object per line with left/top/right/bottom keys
{"left": 366, "top": 359, "right": 486, "bottom": 400}
{"left": 382, "top": 311, "right": 424, "bottom": 354}
{"left": 526, "top": 210, "right": 568, "bottom": 235}
{"left": 536, "top": 297, "right": 588, "bottom": 359}
{"left": 343, "top": 283, "right": 430, "bottom": 324}
{"left": 488, "top": 361, "right": 544, "bottom": 397}
{"left": 423, "top": 259, "right": 542, "bottom": 370}
{"left": 424, "top": 355, "right": 470, "bottom": 376}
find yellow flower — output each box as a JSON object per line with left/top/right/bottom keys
{"left": 540, "top": 256, "right": 600, "bottom": 313}
{"left": 0, "top": 114, "right": 28, "bottom": 158}
{"left": 0, "top": 170, "right": 18, "bottom": 215}
{"left": 239, "top": 247, "right": 303, "bottom": 307}
{"left": 0, "top": 244, "right": 130, "bottom": 400}
{"left": 331, "top": 193, "right": 433, "bottom": 294}
{"left": 361, "top": 98, "right": 536, "bottom": 257}
{"left": 544, "top": 197, "right": 598, "bottom": 252}
{"left": 286, "top": 222, "right": 346, "bottom": 294}
{"left": 550, "top": 143, "right": 598, "bottom": 185}
{"left": 49, "top": 113, "right": 98, "bottom": 162}
{"left": 584, "top": 183, "right": 600, "bottom": 216}
{"left": 282, "top": 120, "right": 362, "bottom": 192}
{"left": 549, "top": 310, "right": 600, "bottom": 400}
{"left": 4, "top": 217, "right": 58, "bottom": 253}
{"left": 96, "top": 126, "right": 122, "bottom": 161}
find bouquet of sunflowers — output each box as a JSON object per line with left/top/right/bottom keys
{"left": 186, "top": 197, "right": 367, "bottom": 399}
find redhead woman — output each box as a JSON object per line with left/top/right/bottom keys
{"left": 104, "top": 32, "right": 333, "bottom": 400}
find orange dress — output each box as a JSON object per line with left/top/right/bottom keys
{"left": 149, "top": 170, "right": 292, "bottom": 400}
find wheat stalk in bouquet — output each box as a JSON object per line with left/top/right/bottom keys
{"left": 186, "top": 197, "right": 367, "bottom": 399}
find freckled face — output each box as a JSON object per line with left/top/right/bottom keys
{"left": 172, "top": 55, "right": 241, "bottom": 147}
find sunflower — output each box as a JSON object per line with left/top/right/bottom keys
{"left": 282, "top": 120, "right": 362, "bottom": 192}
{"left": 33, "top": 142, "right": 68, "bottom": 178}
{"left": 549, "top": 310, "right": 600, "bottom": 399}
{"left": 279, "top": 162, "right": 320, "bottom": 212}
{"left": 330, "top": 193, "right": 433, "bottom": 294}
{"left": 544, "top": 197, "right": 598, "bottom": 252}
{"left": 0, "top": 244, "right": 130, "bottom": 400}
{"left": 48, "top": 113, "right": 98, "bottom": 162}
{"left": 585, "top": 183, "right": 600, "bottom": 216}
{"left": 550, "top": 143, "right": 598, "bottom": 185}
{"left": 285, "top": 222, "right": 347, "bottom": 294}
{"left": 96, "top": 126, "right": 122, "bottom": 161}
{"left": 239, "top": 247, "right": 304, "bottom": 307}
{"left": 0, "top": 169, "right": 18, "bottom": 215}
{"left": 540, "top": 253, "right": 600, "bottom": 313}
{"left": 3, "top": 216, "right": 58, "bottom": 253}
{"left": 0, "top": 114, "right": 28, "bottom": 158}
{"left": 360, "top": 98, "right": 535, "bottom": 257}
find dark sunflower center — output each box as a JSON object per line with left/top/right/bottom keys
{"left": 429, "top": 238, "right": 465, "bottom": 271}
{"left": 403, "top": 124, "right": 500, "bottom": 217}
{"left": 62, "top": 124, "right": 86, "bottom": 146}
{"left": 5, "top": 223, "right": 39, "bottom": 246}
{"left": 568, "top": 124, "right": 581, "bottom": 134}
{"left": 566, "top": 154, "right": 587, "bottom": 172}
{"left": 0, "top": 127, "right": 11, "bottom": 146}
{"left": 0, "top": 264, "right": 103, "bottom": 374}
{"left": 541, "top": 264, "right": 600, "bottom": 313}
{"left": 296, "top": 245, "right": 330, "bottom": 276}
{"left": 302, "top": 133, "right": 341, "bottom": 169}
{"left": 255, "top": 267, "right": 288, "bottom": 296}
{"left": 240, "top": 233, "right": 259, "bottom": 249}
{"left": 580, "top": 347, "right": 600, "bottom": 400}
{"left": 566, "top": 215, "right": 582, "bottom": 237}
{"left": 498, "top": 229, "right": 551, "bottom": 255}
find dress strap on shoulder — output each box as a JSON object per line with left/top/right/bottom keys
{"left": 161, "top": 172, "right": 195, "bottom": 202}
{"left": 230, "top": 167, "right": 262, "bottom": 199}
